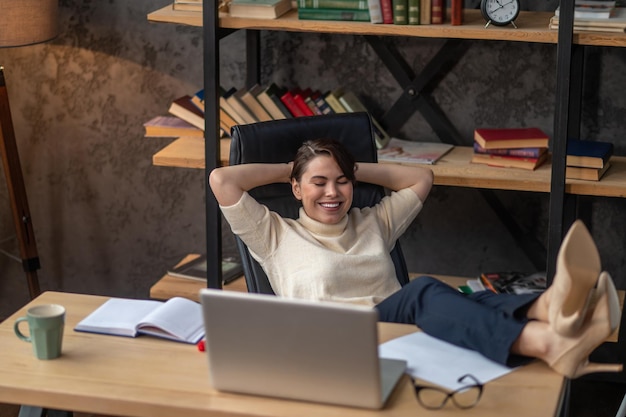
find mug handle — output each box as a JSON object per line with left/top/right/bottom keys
{"left": 14, "top": 317, "right": 32, "bottom": 342}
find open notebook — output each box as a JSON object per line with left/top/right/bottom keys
{"left": 199, "top": 289, "right": 406, "bottom": 409}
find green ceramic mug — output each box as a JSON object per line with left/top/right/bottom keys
{"left": 14, "top": 304, "right": 65, "bottom": 360}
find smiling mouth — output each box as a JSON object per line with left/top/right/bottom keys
{"left": 320, "top": 202, "right": 341, "bottom": 209}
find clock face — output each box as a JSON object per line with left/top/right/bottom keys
{"left": 481, "top": 0, "right": 520, "bottom": 25}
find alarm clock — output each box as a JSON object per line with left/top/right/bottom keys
{"left": 480, "top": 0, "right": 520, "bottom": 28}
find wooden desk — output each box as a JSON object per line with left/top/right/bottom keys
{"left": 0, "top": 291, "right": 565, "bottom": 417}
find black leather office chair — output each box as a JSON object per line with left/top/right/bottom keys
{"left": 229, "top": 112, "right": 410, "bottom": 294}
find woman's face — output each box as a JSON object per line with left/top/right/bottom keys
{"left": 291, "top": 155, "right": 353, "bottom": 225}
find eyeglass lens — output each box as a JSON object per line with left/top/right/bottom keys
{"left": 416, "top": 385, "right": 481, "bottom": 410}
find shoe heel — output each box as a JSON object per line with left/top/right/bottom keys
{"left": 549, "top": 271, "right": 623, "bottom": 379}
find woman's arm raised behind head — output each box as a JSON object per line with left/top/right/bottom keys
{"left": 209, "top": 163, "right": 293, "bottom": 207}
{"left": 355, "top": 163, "right": 434, "bottom": 203}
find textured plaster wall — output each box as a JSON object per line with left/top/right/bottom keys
{"left": 1, "top": 0, "right": 625, "bottom": 320}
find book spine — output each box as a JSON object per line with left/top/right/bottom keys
{"left": 304, "top": 96, "right": 324, "bottom": 115}
{"left": 314, "top": 95, "right": 335, "bottom": 115}
{"left": 270, "top": 93, "right": 294, "bottom": 118}
{"left": 473, "top": 142, "right": 545, "bottom": 158}
{"left": 419, "top": 0, "right": 430, "bottom": 23}
{"left": 324, "top": 92, "right": 347, "bottom": 113}
{"left": 227, "top": 94, "right": 258, "bottom": 124}
{"left": 408, "top": 0, "right": 419, "bottom": 24}
{"left": 368, "top": 0, "right": 384, "bottom": 22}
{"left": 392, "top": 0, "right": 408, "bottom": 24}
{"left": 380, "top": 0, "right": 394, "bottom": 22}
{"left": 297, "top": 0, "right": 369, "bottom": 8}
{"left": 257, "top": 92, "right": 288, "bottom": 120}
{"left": 292, "top": 93, "right": 316, "bottom": 116}
{"left": 431, "top": 0, "right": 444, "bottom": 23}
{"left": 297, "top": 7, "right": 371, "bottom": 20}
{"left": 450, "top": 0, "right": 462, "bottom": 25}
{"left": 280, "top": 91, "right": 306, "bottom": 117}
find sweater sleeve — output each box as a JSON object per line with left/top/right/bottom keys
{"left": 373, "top": 188, "right": 423, "bottom": 246}
{"left": 219, "top": 192, "right": 285, "bottom": 260}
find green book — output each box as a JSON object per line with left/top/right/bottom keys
{"left": 231, "top": 0, "right": 285, "bottom": 4}
{"left": 408, "top": 0, "right": 419, "bottom": 24}
{"left": 392, "top": 0, "right": 408, "bottom": 24}
{"left": 297, "top": 0, "right": 369, "bottom": 9}
{"left": 297, "top": 7, "right": 371, "bottom": 20}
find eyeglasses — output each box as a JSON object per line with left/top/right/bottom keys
{"left": 412, "top": 374, "right": 484, "bottom": 410}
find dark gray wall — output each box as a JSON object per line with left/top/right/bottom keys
{"left": 1, "top": 0, "right": 625, "bottom": 320}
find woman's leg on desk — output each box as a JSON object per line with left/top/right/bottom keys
{"left": 376, "top": 275, "right": 622, "bottom": 378}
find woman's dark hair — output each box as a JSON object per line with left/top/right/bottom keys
{"left": 290, "top": 138, "right": 357, "bottom": 184}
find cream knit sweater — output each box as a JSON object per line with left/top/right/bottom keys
{"left": 220, "top": 188, "right": 423, "bottom": 306}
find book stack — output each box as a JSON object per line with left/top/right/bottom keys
{"left": 168, "top": 254, "right": 244, "bottom": 285}
{"left": 549, "top": 1, "right": 626, "bottom": 33}
{"left": 143, "top": 92, "right": 209, "bottom": 139}
{"left": 565, "top": 139, "right": 613, "bottom": 181}
{"left": 297, "top": 0, "right": 372, "bottom": 21}
{"left": 229, "top": 0, "right": 292, "bottom": 18}
{"left": 143, "top": 115, "right": 204, "bottom": 138}
{"left": 294, "top": 0, "right": 440, "bottom": 23}
{"left": 172, "top": 0, "right": 203, "bottom": 12}
{"left": 143, "top": 88, "right": 235, "bottom": 139}
{"left": 471, "top": 127, "right": 550, "bottom": 171}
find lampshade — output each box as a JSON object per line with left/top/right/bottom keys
{"left": 0, "top": 0, "right": 59, "bottom": 47}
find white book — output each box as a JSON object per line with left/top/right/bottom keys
{"left": 74, "top": 297, "right": 204, "bottom": 344}
{"left": 368, "top": 0, "right": 384, "bottom": 23}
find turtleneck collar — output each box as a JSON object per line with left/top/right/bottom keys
{"left": 297, "top": 207, "right": 349, "bottom": 237}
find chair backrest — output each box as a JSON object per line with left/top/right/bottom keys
{"left": 228, "top": 112, "right": 410, "bottom": 294}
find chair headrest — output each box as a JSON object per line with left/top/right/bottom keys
{"left": 229, "top": 113, "right": 384, "bottom": 219}
{"left": 229, "top": 112, "right": 378, "bottom": 165}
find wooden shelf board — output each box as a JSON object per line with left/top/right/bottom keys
{"left": 153, "top": 141, "right": 626, "bottom": 197}
{"left": 150, "top": 254, "right": 247, "bottom": 301}
{"left": 430, "top": 147, "right": 626, "bottom": 197}
{"left": 152, "top": 136, "right": 230, "bottom": 168}
{"left": 436, "top": 147, "right": 626, "bottom": 197}
{"left": 148, "top": 5, "right": 626, "bottom": 47}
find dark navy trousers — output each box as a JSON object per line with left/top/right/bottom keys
{"left": 375, "top": 276, "right": 541, "bottom": 366}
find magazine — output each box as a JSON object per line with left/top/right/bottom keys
{"left": 377, "top": 138, "right": 453, "bottom": 165}
{"left": 480, "top": 271, "right": 547, "bottom": 295}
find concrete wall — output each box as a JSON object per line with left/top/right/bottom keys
{"left": 1, "top": 0, "right": 625, "bottom": 320}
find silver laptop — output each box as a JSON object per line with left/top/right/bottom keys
{"left": 199, "top": 289, "right": 407, "bottom": 409}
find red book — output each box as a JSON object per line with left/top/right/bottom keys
{"left": 474, "top": 127, "right": 550, "bottom": 150}
{"left": 451, "top": 0, "right": 462, "bottom": 25}
{"left": 292, "top": 89, "right": 315, "bottom": 117}
{"left": 380, "top": 0, "right": 394, "bottom": 23}
{"left": 473, "top": 142, "right": 548, "bottom": 159}
{"left": 431, "top": 0, "right": 444, "bottom": 23}
{"left": 280, "top": 90, "right": 306, "bottom": 117}
{"left": 471, "top": 152, "right": 548, "bottom": 171}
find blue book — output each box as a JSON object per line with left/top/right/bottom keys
{"left": 566, "top": 139, "right": 613, "bottom": 169}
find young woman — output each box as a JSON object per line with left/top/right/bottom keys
{"left": 209, "top": 138, "right": 622, "bottom": 379}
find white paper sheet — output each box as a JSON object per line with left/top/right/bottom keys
{"left": 378, "top": 332, "right": 515, "bottom": 390}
